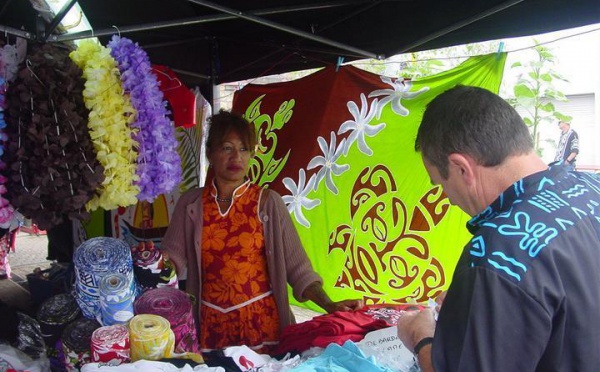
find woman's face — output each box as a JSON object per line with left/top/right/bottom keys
{"left": 208, "top": 130, "right": 252, "bottom": 185}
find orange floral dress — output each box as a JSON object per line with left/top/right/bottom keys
{"left": 200, "top": 181, "right": 280, "bottom": 353}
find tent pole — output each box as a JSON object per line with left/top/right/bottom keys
{"left": 0, "top": 24, "right": 33, "bottom": 40}
{"left": 43, "top": 0, "right": 77, "bottom": 41}
{"left": 398, "top": 0, "right": 524, "bottom": 53}
{"left": 186, "top": 0, "right": 383, "bottom": 60}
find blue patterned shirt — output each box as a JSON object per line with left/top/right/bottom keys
{"left": 433, "top": 165, "right": 600, "bottom": 371}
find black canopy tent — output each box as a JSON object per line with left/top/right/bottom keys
{"left": 1, "top": 0, "right": 599, "bottom": 101}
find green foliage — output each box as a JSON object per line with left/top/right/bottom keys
{"left": 355, "top": 41, "right": 500, "bottom": 79}
{"left": 508, "top": 42, "right": 571, "bottom": 152}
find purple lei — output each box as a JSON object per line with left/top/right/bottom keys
{"left": 108, "top": 36, "right": 182, "bottom": 202}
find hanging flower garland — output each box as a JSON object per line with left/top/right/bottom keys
{"left": 70, "top": 39, "right": 140, "bottom": 211}
{"left": 0, "top": 38, "right": 27, "bottom": 228}
{"left": 0, "top": 78, "right": 14, "bottom": 228}
{"left": 0, "top": 39, "right": 26, "bottom": 83}
{"left": 3, "top": 43, "right": 104, "bottom": 229}
{"left": 108, "top": 36, "right": 181, "bottom": 202}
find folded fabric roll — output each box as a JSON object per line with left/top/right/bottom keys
{"left": 73, "top": 237, "right": 135, "bottom": 319}
{"left": 132, "top": 247, "right": 178, "bottom": 291}
{"left": 128, "top": 314, "right": 175, "bottom": 362}
{"left": 128, "top": 314, "right": 202, "bottom": 364}
{"left": 99, "top": 273, "right": 136, "bottom": 326}
{"left": 276, "top": 310, "right": 389, "bottom": 354}
{"left": 60, "top": 318, "right": 101, "bottom": 371}
{"left": 133, "top": 287, "right": 199, "bottom": 354}
{"left": 36, "top": 293, "right": 81, "bottom": 348}
{"left": 90, "top": 324, "right": 130, "bottom": 364}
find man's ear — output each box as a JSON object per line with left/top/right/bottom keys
{"left": 448, "top": 153, "right": 477, "bottom": 186}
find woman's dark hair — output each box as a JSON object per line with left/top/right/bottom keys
{"left": 206, "top": 110, "right": 256, "bottom": 155}
{"left": 415, "top": 85, "right": 533, "bottom": 179}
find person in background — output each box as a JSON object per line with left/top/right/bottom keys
{"left": 397, "top": 86, "right": 600, "bottom": 371}
{"left": 161, "top": 110, "right": 363, "bottom": 355}
{"left": 553, "top": 119, "right": 579, "bottom": 168}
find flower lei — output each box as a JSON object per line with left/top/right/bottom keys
{"left": 0, "top": 40, "right": 26, "bottom": 228}
{"left": 0, "top": 78, "right": 14, "bottom": 228}
{"left": 108, "top": 36, "right": 181, "bottom": 202}
{"left": 3, "top": 43, "right": 105, "bottom": 229}
{"left": 70, "top": 39, "right": 140, "bottom": 211}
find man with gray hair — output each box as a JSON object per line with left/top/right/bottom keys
{"left": 397, "top": 85, "right": 600, "bottom": 371}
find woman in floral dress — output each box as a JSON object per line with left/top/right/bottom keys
{"left": 162, "top": 110, "right": 363, "bottom": 354}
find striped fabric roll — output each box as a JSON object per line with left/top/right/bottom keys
{"left": 90, "top": 324, "right": 130, "bottom": 364}
{"left": 99, "top": 273, "right": 136, "bottom": 326}
{"left": 60, "top": 318, "right": 101, "bottom": 371}
{"left": 134, "top": 287, "right": 199, "bottom": 353}
{"left": 73, "top": 237, "right": 135, "bottom": 319}
{"left": 36, "top": 293, "right": 81, "bottom": 349}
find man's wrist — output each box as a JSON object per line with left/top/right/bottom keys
{"left": 413, "top": 336, "right": 434, "bottom": 355}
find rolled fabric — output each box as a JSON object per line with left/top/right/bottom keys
{"left": 134, "top": 287, "right": 199, "bottom": 353}
{"left": 36, "top": 293, "right": 81, "bottom": 348}
{"left": 128, "top": 314, "right": 175, "bottom": 362}
{"left": 73, "top": 237, "right": 135, "bottom": 319}
{"left": 99, "top": 273, "right": 135, "bottom": 326}
{"left": 128, "top": 314, "right": 202, "bottom": 364}
{"left": 90, "top": 324, "right": 130, "bottom": 364}
{"left": 132, "top": 247, "right": 178, "bottom": 291}
{"left": 60, "top": 318, "right": 101, "bottom": 371}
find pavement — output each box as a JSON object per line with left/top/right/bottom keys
{"left": 8, "top": 232, "right": 53, "bottom": 281}
{"left": 1, "top": 231, "right": 322, "bottom": 322}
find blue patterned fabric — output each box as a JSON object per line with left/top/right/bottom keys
{"left": 465, "top": 165, "right": 600, "bottom": 280}
{"left": 73, "top": 237, "right": 136, "bottom": 320}
{"left": 434, "top": 165, "right": 600, "bottom": 371}
{"left": 99, "top": 273, "right": 136, "bottom": 326}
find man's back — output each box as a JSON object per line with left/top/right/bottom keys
{"left": 434, "top": 166, "right": 600, "bottom": 371}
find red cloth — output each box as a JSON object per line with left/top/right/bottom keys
{"left": 276, "top": 310, "right": 389, "bottom": 354}
{"left": 151, "top": 65, "right": 196, "bottom": 128}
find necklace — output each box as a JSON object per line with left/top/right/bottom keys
{"left": 215, "top": 196, "right": 232, "bottom": 203}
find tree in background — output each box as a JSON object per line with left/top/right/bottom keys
{"left": 507, "top": 42, "right": 571, "bottom": 155}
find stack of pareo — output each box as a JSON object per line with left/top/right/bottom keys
{"left": 99, "top": 273, "right": 136, "bottom": 325}
{"left": 90, "top": 324, "right": 130, "bottom": 364}
{"left": 59, "top": 318, "right": 101, "bottom": 371}
{"left": 36, "top": 293, "right": 81, "bottom": 350}
{"left": 73, "top": 237, "right": 136, "bottom": 319}
{"left": 134, "top": 287, "right": 199, "bottom": 353}
{"left": 128, "top": 314, "right": 202, "bottom": 363}
{"left": 132, "top": 246, "right": 177, "bottom": 291}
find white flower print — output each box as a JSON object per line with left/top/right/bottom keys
{"left": 369, "top": 77, "right": 429, "bottom": 118}
{"left": 307, "top": 131, "right": 350, "bottom": 194}
{"left": 282, "top": 169, "right": 321, "bottom": 228}
{"left": 338, "top": 93, "right": 386, "bottom": 156}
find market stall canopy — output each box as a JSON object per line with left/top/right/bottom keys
{"left": 1, "top": 0, "right": 599, "bottom": 86}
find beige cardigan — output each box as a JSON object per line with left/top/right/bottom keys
{"left": 161, "top": 187, "right": 323, "bottom": 334}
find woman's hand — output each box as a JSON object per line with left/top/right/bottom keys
{"left": 324, "top": 299, "right": 365, "bottom": 313}
{"left": 303, "top": 282, "right": 364, "bottom": 313}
